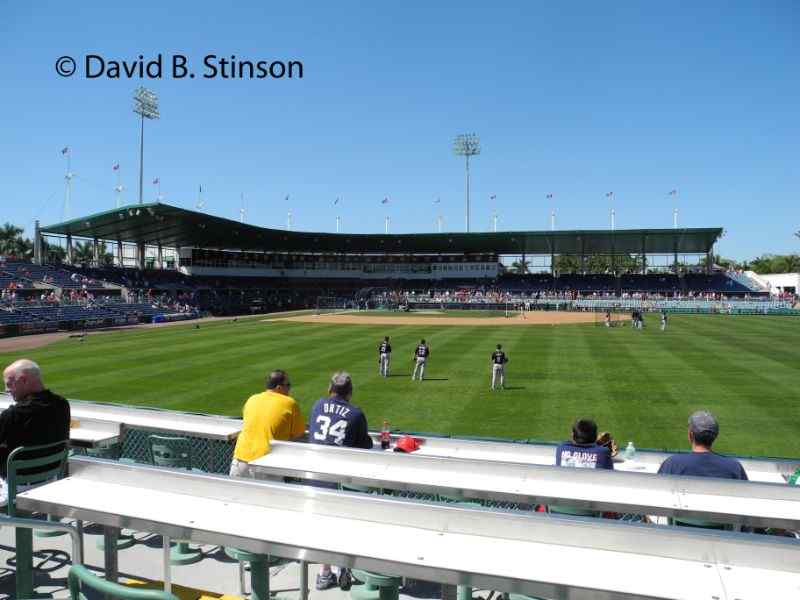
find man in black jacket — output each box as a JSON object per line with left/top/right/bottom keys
{"left": 1, "top": 359, "right": 70, "bottom": 504}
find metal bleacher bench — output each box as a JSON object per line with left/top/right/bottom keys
{"left": 15, "top": 457, "right": 800, "bottom": 600}
{"left": 250, "top": 441, "right": 800, "bottom": 531}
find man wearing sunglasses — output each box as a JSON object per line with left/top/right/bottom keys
{"left": 229, "top": 369, "right": 305, "bottom": 478}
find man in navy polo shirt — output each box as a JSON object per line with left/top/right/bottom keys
{"left": 308, "top": 371, "right": 372, "bottom": 590}
{"left": 555, "top": 418, "right": 613, "bottom": 470}
{"left": 657, "top": 411, "right": 747, "bottom": 480}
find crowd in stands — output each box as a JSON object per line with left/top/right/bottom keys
{"left": 1, "top": 257, "right": 798, "bottom": 335}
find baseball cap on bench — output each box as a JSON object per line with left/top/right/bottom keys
{"left": 393, "top": 435, "right": 421, "bottom": 453}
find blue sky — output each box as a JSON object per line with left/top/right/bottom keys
{"left": 0, "top": 1, "right": 797, "bottom": 260}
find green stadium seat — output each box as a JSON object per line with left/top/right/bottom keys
{"left": 547, "top": 505, "right": 600, "bottom": 518}
{"left": 5, "top": 440, "right": 69, "bottom": 599}
{"left": 148, "top": 435, "right": 204, "bottom": 565}
{"left": 223, "top": 546, "right": 293, "bottom": 600}
{"left": 350, "top": 569, "right": 402, "bottom": 600}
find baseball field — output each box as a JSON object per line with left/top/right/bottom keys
{"left": 0, "top": 310, "right": 798, "bottom": 458}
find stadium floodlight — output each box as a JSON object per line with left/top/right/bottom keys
{"left": 453, "top": 133, "right": 480, "bottom": 232}
{"left": 133, "top": 87, "right": 160, "bottom": 205}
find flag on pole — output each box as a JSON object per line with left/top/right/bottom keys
{"left": 434, "top": 197, "right": 440, "bottom": 204}
{"left": 61, "top": 146, "right": 69, "bottom": 155}
{"left": 199, "top": 185, "right": 202, "bottom": 193}
{"left": 112, "top": 163, "right": 120, "bottom": 171}
{"left": 668, "top": 189, "right": 677, "bottom": 195}
{"left": 546, "top": 193, "right": 554, "bottom": 199}
{"left": 605, "top": 192, "right": 614, "bottom": 198}
{"left": 381, "top": 196, "right": 389, "bottom": 204}
{"left": 334, "top": 197, "right": 340, "bottom": 205}
{"left": 285, "top": 194, "right": 290, "bottom": 202}
{"left": 152, "top": 177, "right": 159, "bottom": 185}
{"left": 489, "top": 195, "right": 496, "bottom": 200}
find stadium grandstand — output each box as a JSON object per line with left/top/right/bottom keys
{"left": 1, "top": 202, "right": 798, "bottom": 598}
{"left": 0, "top": 202, "right": 792, "bottom": 338}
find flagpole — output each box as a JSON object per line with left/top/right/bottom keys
{"left": 492, "top": 209, "right": 498, "bottom": 233}
{"left": 611, "top": 208, "right": 616, "bottom": 231}
{"left": 550, "top": 209, "right": 555, "bottom": 231}
{"left": 437, "top": 214, "right": 442, "bottom": 233}
{"left": 385, "top": 216, "right": 390, "bottom": 234}
{"left": 670, "top": 190, "right": 679, "bottom": 229}
{"left": 114, "top": 166, "right": 123, "bottom": 208}
{"left": 287, "top": 209, "right": 292, "bottom": 230}
{"left": 63, "top": 149, "right": 73, "bottom": 221}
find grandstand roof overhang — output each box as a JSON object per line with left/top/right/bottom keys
{"left": 41, "top": 203, "right": 723, "bottom": 255}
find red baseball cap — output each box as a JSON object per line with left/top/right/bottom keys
{"left": 393, "top": 435, "right": 421, "bottom": 453}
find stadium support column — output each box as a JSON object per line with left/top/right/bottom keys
{"left": 66, "top": 234, "right": 73, "bottom": 265}
{"left": 641, "top": 235, "right": 647, "bottom": 275}
{"left": 117, "top": 240, "right": 123, "bottom": 268}
{"left": 93, "top": 238, "right": 100, "bottom": 267}
{"left": 580, "top": 235, "right": 586, "bottom": 275}
{"left": 34, "top": 220, "right": 42, "bottom": 265}
{"left": 157, "top": 243, "right": 163, "bottom": 269}
{"left": 706, "top": 249, "right": 712, "bottom": 275}
{"left": 137, "top": 242, "right": 145, "bottom": 270}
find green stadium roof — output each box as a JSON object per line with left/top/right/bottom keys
{"left": 41, "top": 203, "right": 722, "bottom": 255}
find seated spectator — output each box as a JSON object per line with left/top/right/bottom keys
{"left": 308, "top": 371, "right": 371, "bottom": 591}
{"left": 657, "top": 411, "right": 747, "bottom": 480}
{"left": 1, "top": 359, "right": 71, "bottom": 505}
{"left": 229, "top": 369, "right": 305, "bottom": 479}
{"left": 555, "top": 418, "right": 613, "bottom": 470}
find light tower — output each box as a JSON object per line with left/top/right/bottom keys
{"left": 132, "top": 87, "right": 160, "bottom": 205}
{"left": 452, "top": 133, "right": 480, "bottom": 232}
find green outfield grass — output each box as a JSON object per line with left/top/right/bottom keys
{"left": 1, "top": 313, "right": 798, "bottom": 458}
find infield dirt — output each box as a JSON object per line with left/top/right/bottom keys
{"left": 273, "top": 311, "right": 624, "bottom": 327}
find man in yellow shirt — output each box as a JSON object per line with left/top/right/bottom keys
{"left": 229, "top": 370, "right": 306, "bottom": 478}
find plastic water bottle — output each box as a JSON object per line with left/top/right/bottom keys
{"left": 789, "top": 468, "right": 800, "bottom": 486}
{"left": 624, "top": 441, "right": 636, "bottom": 461}
{"left": 380, "top": 420, "right": 391, "bottom": 450}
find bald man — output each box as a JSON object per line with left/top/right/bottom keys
{"left": 1, "top": 359, "right": 70, "bottom": 504}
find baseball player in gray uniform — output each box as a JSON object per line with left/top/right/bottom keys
{"left": 411, "top": 339, "right": 430, "bottom": 381}
{"left": 378, "top": 336, "right": 392, "bottom": 377}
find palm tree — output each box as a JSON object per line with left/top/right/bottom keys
{"left": 0, "top": 222, "right": 25, "bottom": 255}
{"left": 12, "top": 237, "right": 33, "bottom": 258}
{"left": 41, "top": 239, "right": 66, "bottom": 263}
{"left": 749, "top": 255, "right": 776, "bottom": 274}
{"left": 777, "top": 254, "right": 800, "bottom": 273}
{"left": 552, "top": 255, "right": 580, "bottom": 274}
{"left": 511, "top": 258, "right": 531, "bottom": 274}
{"left": 72, "top": 241, "right": 95, "bottom": 264}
